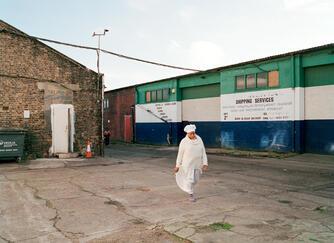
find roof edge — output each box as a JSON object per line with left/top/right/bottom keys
{"left": 132, "top": 42, "right": 334, "bottom": 88}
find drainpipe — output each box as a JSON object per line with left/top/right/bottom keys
{"left": 292, "top": 55, "right": 296, "bottom": 153}
{"left": 101, "top": 74, "right": 104, "bottom": 157}
{"left": 294, "top": 55, "right": 304, "bottom": 153}
{"left": 175, "top": 79, "right": 181, "bottom": 144}
{"left": 292, "top": 55, "right": 304, "bottom": 153}
{"left": 133, "top": 88, "right": 139, "bottom": 143}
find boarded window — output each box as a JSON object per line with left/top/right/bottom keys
{"left": 151, "top": 90, "right": 157, "bottom": 102}
{"left": 257, "top": 72, "right": 267, "bottom": 88}
{"left": 163, "top": 88, "right": 169, "bottom": 100}
{"left": 157, "top": 89, "right": 163, "bottom": 101}
{"left": 246, "top": 74, "right": 256, "bottom": 89}
{"left": 268, "top": 70, "right": 279, "bottom": 87}
{"left": 145, "top": 91, "right": 151, "bottom": 103}
{"left": 236, "top": 76, "right": 245, "bottom": 90}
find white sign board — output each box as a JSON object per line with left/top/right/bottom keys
{"left": 136, "top": 102, "right": 181, "bottom": 123}
{"left": 221, "top": 88, "right": 294, "bottom": 121}
{"left": 24, "top": 110, "right": 30, "bottom": 119}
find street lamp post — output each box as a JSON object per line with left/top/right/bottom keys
{"left": 92, "top": 29, "right": 109, "bottom": 157}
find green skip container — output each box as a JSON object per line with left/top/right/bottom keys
{"left": 0, "top": 128, "right": 26, "bottom": 162}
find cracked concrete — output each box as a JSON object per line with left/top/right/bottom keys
{"left": 0, "top": 144, "right": 334, "bottom": 242}
{"left": 23, "top": 180, "right": 71, "bottom": 241}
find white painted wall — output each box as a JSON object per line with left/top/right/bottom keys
{"left": 305, "top": 84, "right": 334, "bottom": 120}
{"left": 182, "top": 97, "right": 220, "bottom": 122}
{"left": 294, "top": 87, "right": 305, "bottom": 121}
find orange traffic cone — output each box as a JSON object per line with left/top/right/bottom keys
{"left": 85, "top": 141, "right": 92, "bottom": 158}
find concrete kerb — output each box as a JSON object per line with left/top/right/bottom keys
{"left": 108, "top": 141, "right": 297, "bottom": 159}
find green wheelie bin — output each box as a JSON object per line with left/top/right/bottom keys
{"left": 0, "top": 128, "right": 26, "bottom": 162}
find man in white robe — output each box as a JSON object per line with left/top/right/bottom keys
{"left": 174, "top": 124, "right": 208, "bottom": 202}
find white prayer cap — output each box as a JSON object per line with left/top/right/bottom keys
{"left": 184, "top": 124, "right": 196, "bottom": 133}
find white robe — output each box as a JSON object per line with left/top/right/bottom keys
{"left": 175, "top": 135, "right": 208, "bottom": 194}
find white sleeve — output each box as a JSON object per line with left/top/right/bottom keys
{"left": 176, "top": 140, "right": 185, "bottom": 167}
{"left": 201, "top": 139, "right": 208, "bottom": 166}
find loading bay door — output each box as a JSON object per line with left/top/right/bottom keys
{"left": 181, "top": 83, "right": 221, "bottom": 122}
{"left": 304, "top": 64, "right": 334, "bottom": 154}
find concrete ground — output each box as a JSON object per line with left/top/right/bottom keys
{"left": 0, "top": 144, "right": 333, "bottom": 243}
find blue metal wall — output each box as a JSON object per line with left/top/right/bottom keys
{"left": 220, "top": 121, "right": 294, "bottom": 152}
{"left": 304, "top": 120, "right": 334, "bottom": 154}
{"left": 136, "top": 121, "right": 295, "bottom": 152}
{"left": 135, "top": 122, "right": 179, "bottom": 145}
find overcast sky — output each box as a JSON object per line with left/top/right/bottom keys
{"left": 1, "top": 0, "right": 334, "bottom": 90}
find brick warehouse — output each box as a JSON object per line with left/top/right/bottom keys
{"left": 103, "top": 86, "right": 135, "bottom": 143}
{"left": 0, "top": 20, "right": 102, "bottom": 158}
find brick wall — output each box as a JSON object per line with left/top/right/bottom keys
{"left": 0, "top": 21, "right": 102, "bottom": 158}
{"left": 104, "top": 87, "right": 135, "bottom": 142}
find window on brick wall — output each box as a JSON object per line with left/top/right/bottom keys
{"left": 103, "top": 99, "right": 107, "bottom": 109}
{"left": 103, "top": 98, "right": 109, "bottom": 109}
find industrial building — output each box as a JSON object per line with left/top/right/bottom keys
{"left": 133, "top": 43, "right": 334, "bottom": 154}
{"left": 0, "top": 20, "right": 103, "bottom": 158}
{"left": 104, "top": 86, "right": 135, "bottom": 143}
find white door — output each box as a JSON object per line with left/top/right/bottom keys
{"left": 51, "top": 104, "right": 75, "bottom": 154}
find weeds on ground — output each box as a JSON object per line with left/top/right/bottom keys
{"left": 309, "top": 238, "right": 320, "bottom": 242}
{"left": 278, "top": 199, "right": 292, "bottom": 204}
{"left": 209, "top": 222, "right": 234, "bottom": 231}
{"left": 314, "top": 206, "right": 327, "bottom": 213}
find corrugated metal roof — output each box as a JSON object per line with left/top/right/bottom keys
{"left": 206, "top": 43, "right": 334, "bottom": 72}
{"left": 108, "top": 42, "right": 334, "bottom": 91}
